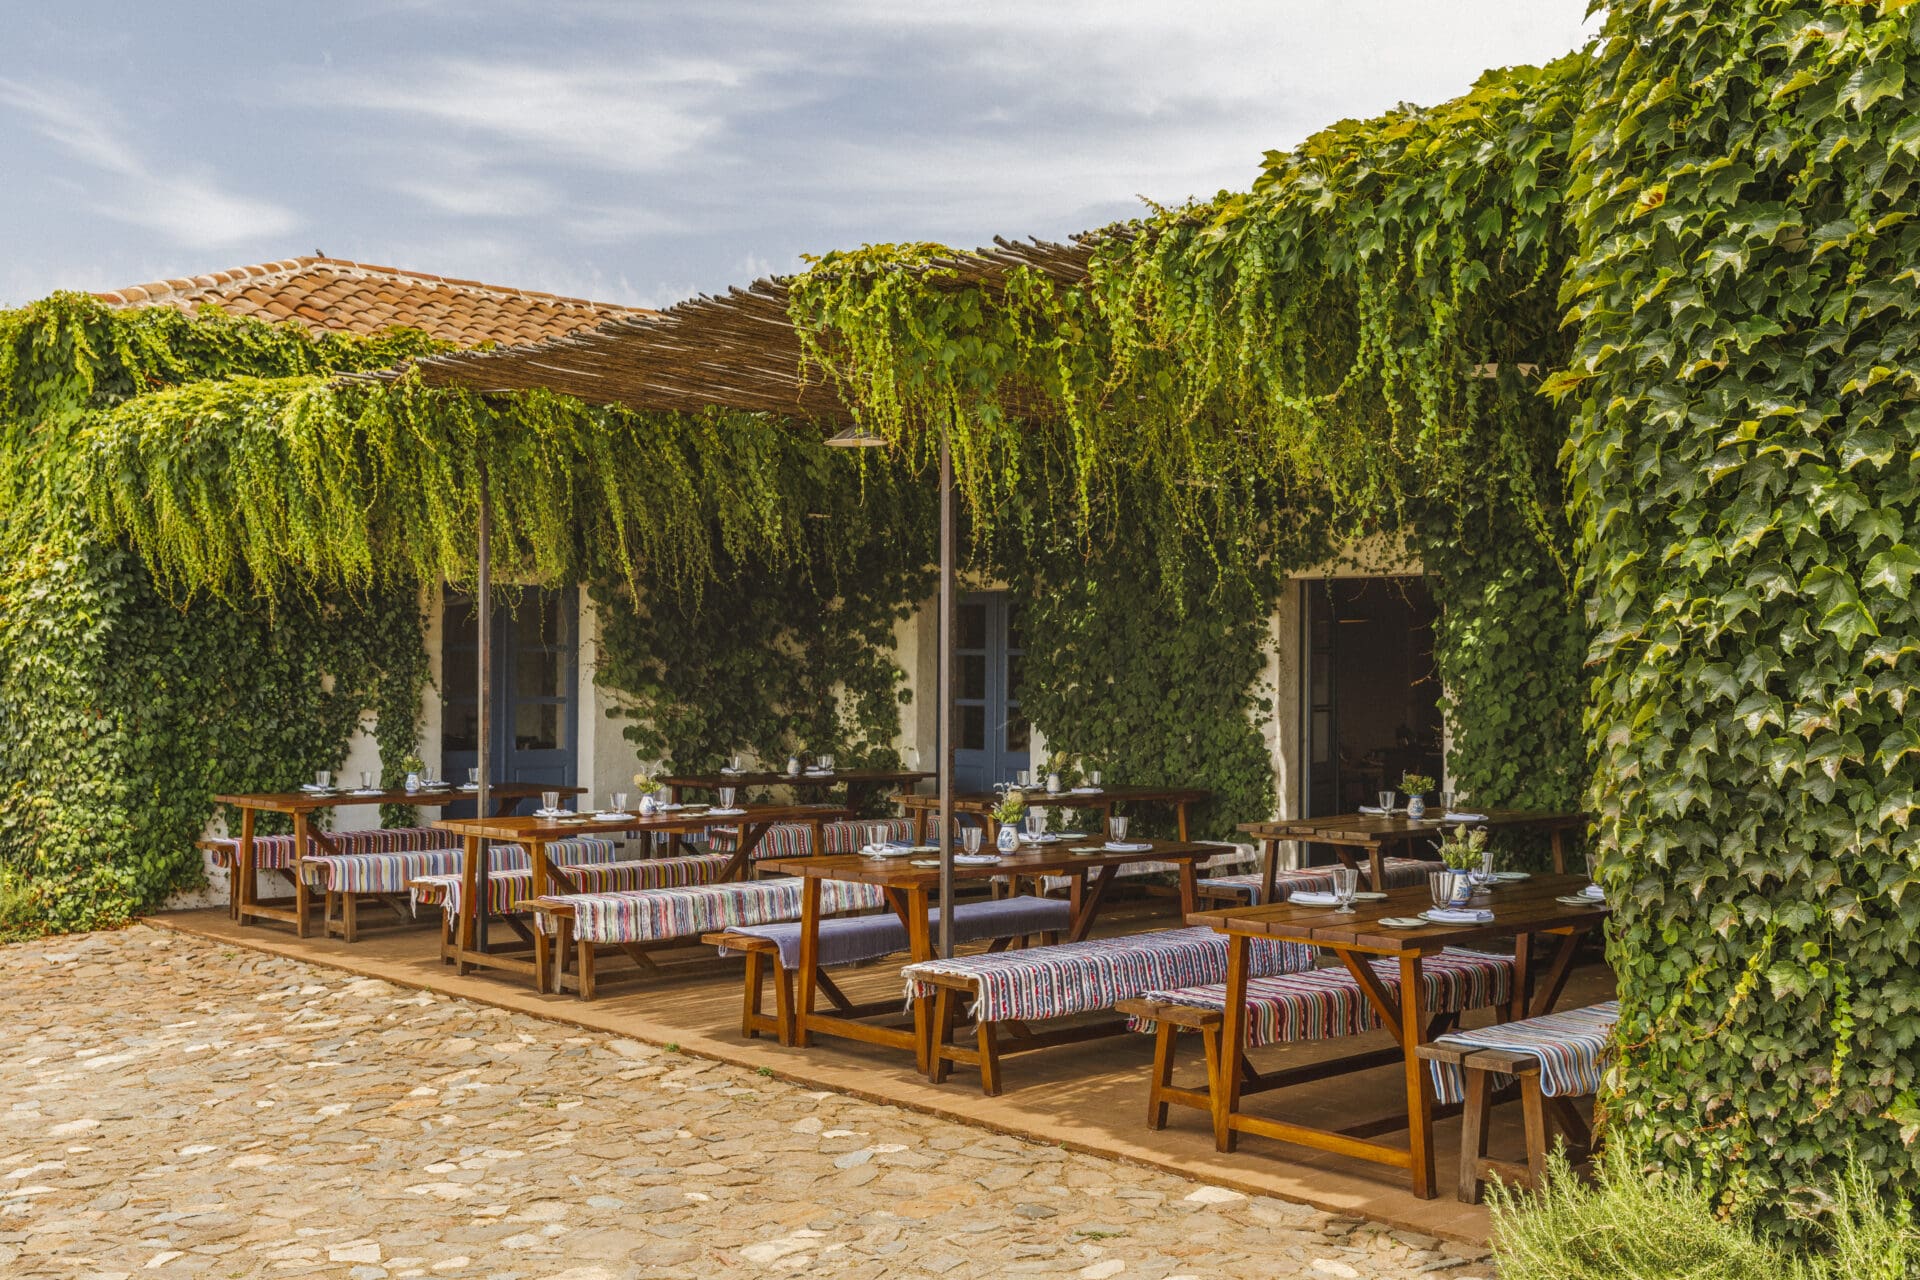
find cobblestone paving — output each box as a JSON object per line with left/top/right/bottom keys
{"left": 0, "top": 927, "right": 1495, "bottom": 1279}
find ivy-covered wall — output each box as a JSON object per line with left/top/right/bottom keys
{"left": 1563, "top": 0, "right": 1920, "bottom": 1226}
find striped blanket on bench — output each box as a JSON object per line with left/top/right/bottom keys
{"left": 1198, "top": 856, "right": 1433, "bottom": 905}
{"left": 538, "top": 878, "right": 889, "bottom": 946}
{"left": 720, "top": 895, "right": 1072, "bottom": 971}
{"left": 1426, "top": 999, "right": 1618, "bottom": 1105}
{"left": 1037, "top": 842, "right": 1253, "bottom": 894}
{"left": 1128, "top": 948, "right": 1514, "bottom": 1048}
{"left": 205, "top": 825, "right": 458, "bottom": 872}
{"left": 302, "top": 837, "right": 619, "bottom": 895}
{"left": 411, "top": 852, "right": 733, "bottom": 917}
{"left": 707, "top": 817, "right": 916, "bottom": 859}
{"left": 903, "top": 926, "right": 1316, "bottom": 1024}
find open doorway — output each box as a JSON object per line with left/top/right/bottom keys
{"left": 1302, "top": 577, "right": 1444, "bottom": 817}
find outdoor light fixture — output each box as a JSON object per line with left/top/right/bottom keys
{"left": 823, "top": 424, "right": 889, "bottom": 448}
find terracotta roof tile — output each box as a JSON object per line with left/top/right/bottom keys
{"left": 95, "top": 255, "right": 645, "bottom": 349}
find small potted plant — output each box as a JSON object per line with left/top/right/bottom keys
{"left": 632, "top": 771, "right": 660, "bottom": 815}
{"left": 1400, "top": 773, "right": 1437, "bottom": 821}
{"left": 1045, "top": 750, "right": 1073, "bottom": 794}
{"left": 991, "top": 785, "right": 1027, "bottom": 852}
{"left": 1431, "top": 825, "right": 1488, "bottom": 908}
{"left": 400, "top": 752, "right": 426, "bottom": 792}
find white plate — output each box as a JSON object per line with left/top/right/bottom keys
{"left": 1069, "top": 846, "right": 1105, "bottom": 856}
{"left": 593, "top": 811, "right": 635, "bottom": 822}
{"left": 1019, "top": 833, "right": 1067, "bottom": 845}
{"left": 458, "top": 783, "right": 479, "bottom": 791}
{"left": 1070, "top": 786, "right": 1102, "bottom": 794}
{"left": 533, "top": 808, "right": 571, "bottom": 818}
{"left": 1556, "top": 895, "right": 1606, "bottom": 907}
{"left": 705, "top": 807, "right": 746, "bottom": 817}
{"left": 1492, "top": 871, "right": 1531, "bottom": 882}
{"left": 861, "top": 846, "right": 918, "bottom": 859}
{"left": 1420, "top": 910, "right": 1492, "bottom": 924}
{"left": 1352, "top": 891, "right": 1390, "bottom": 901}
{"left": 1379, "top": 916, "right": 1430, "bottom": 929}
{"left": 348, "top": 789, "right": 383, "bottom": 797}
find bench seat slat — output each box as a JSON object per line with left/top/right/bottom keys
{"left": 1424, "top": 999, "right": 1618, "bottom": 1104}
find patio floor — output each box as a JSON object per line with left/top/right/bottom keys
{"left": 151, "top": 896, "right": 1614, "bottom": 1247}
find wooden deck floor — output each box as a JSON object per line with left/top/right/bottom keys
{"left": 150, "top": 896, "right": 1613, "bottom": 1246}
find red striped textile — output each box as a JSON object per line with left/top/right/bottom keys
{"left": 707, "top": 818, "right": 916, "bottom": 858}
{"left": 410, "top": 853, "right": 732, "bottom": 917}
{"left": 206, "top": 826, "right": 457, "bottom": 871}
{"left": 1130, "top": 948, "right": 1515, "bottom": 1048}
{"left": 1198, "top": 856, "right": 1433, "bottom": 904}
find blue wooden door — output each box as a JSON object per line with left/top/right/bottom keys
{"left": 441, "top": 587, "right": 579, "bottom": 812}
{"left": 953, "top": 591, "right": 1027, "bottom": 792}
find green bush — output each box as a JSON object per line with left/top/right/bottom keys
{"left": 1492, "top": 1147, "right": 1920, "bottom": 1280}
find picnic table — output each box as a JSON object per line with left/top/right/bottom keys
{"left": 1190, "top": 873, "right": 1607, "bottom": 1199}
{"left": 896, "top": 785, "right": 1210, "bottom": 844}
{"left": 1237, "top": 809, "right": 1587, "bottom": 902}
{"left": 761, "top": 839, "right": 1220, "bottom": 1065}
{"left": 433, "top": 802, "right": 851, "bottom": 990}
{"left": 214, "top": 782, "right": 579, "bottom": 936}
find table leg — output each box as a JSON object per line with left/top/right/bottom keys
{"left": 1260, "top": 837, "right": 1280, "bottom": 906}
{"left": 912, "top": 807, "right": 929, "bottom": 846}
{"left": 1551, "top": 828, "right": 1567, "bottom": 875}
{"left": 290, "top": 811, "right": 313, "bottom": 938}
{"left": 1398, "top": 952, "right": 1437, "bottom": 1199}
{"left": 532, "top": 838, "right": 554, "bottom": 993}
{"left": 1218, "top": 932, "right": 1250, "bottom": 1151}
{"left": 1370, "top": 846, "right": 1386, "bottom": 894}
{"left": 721, "top": 823, "right": 771, "bottom": 882}
{"left": 1529, "top": 928, "right": 1586, "bottom": 1018}
{"left": 1176, "top": 802, "right": 1190, "bottom": 843}
{"left": 456, "top": 835, "right": 480, "bottom": 972}
{"left": 794, "top": 877, "right": 823, "bottom": 1048}
{"left": 1068, "top": 865, "right": 1118, "bottom": 941}
{"left": 1177, "top": 858, "right": 1197, "bottom": 918}
{"left": 1510, "top": 932, "right": 1535, "bottom": 1024}
{"left": 235, "top": 807, "right": 256, "bottom": 923}
{"left": 906, "top": 886, "right": 933, "bottom": 1073}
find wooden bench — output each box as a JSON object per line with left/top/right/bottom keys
{"left": 1416, "top": 999, "right": 1617, "bottom": 1201}
{"left": 1195, "top": 856, "right": 1434, "bottom": 908}
{"left": 200, "top": 825, "right": 460, "bottom": 923}
{"left": 903, "top": 927, "right": 1317, "bottom": 1096}
{"left": 529, "top": 878, "right": 889, "bottom": 999}
{"left": 1116, "top": 949, "right": 1517, "bottom": 1148}
{"left": 703, "top": 894, "right": 1070, "bottom": 1047}
{"left": 304, "top": 836, "right": 618, "bottom": 942}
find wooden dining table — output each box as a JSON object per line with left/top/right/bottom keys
{"left": 896, "top": 786, "right": 1211, "bottom": 844}
{"left": 662, "top": 768, "right": 932, "bottom": 809}
{"left": 432, "top": 802, "right": 851, "bottom": 991}
{"left": 1190, "top": 873, "right": 1608, "bottom": 1199}
{"left": 1237, "top": 809, "right": 1587, "bottom": 902}
{"left": 761, "top": 839, "right": 1220, "bottom": 1064}
{"left": 214, "top": 782, "right": 578, "bottom": 936}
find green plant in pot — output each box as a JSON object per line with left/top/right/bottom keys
{"left": 1432, "top": 824, "right": 1487, "bottom": 908}
{"left": 1400, "top": 773, "right": 1437, "bottom": 821}
{"left": 992, "top": 786, "right": 1027, "bottom": 852}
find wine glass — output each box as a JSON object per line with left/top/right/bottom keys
{"left": 541, "top": 789, "right": 560, "bottom": 814}
{"left": 359, "top": 769, "right": 374, "bottom": 791}
{"left": 467, "top": 766, "right": 480, "bottom": 786}
{"left": 314, "top": 770, "right": 332, "bottom": 790}
{"left": 719, "top": 785, "right": 738, "bottom": 810}
{"left": 1474, "top": 844, "right": 1497, "bottom": 887}
{"left": 1025, "top": 809, "right": 1050, "bottom": 841}
{"left": 612, "top": 791, "right": 629, "bottom": 814}
{"left": 1377, "top": 790, "right": 1395, "bottom": 812}
{"left": 1016, "top": 768, "right": 1032, "bottom": 787}
{"left": 1332, "top": 866, "right": 1359, "bottom": 913}
{"left": 728, "top": 754, "right": 744, "bottom": 773}
{"left": 961, "top": 826, "right": 982, "bottom": 855}
{"left": 1089, "top": 769, "right": 1102, "bottom": 788}
{"left": 1440, "top": 790, "right": 1458, "bottom": 813}
{"left": 1109, "top": 814, "right": 1130, "bottom": 843}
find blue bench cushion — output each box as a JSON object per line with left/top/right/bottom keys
{"left": 720, "top": 894, "right": 1071, "bottom": 970}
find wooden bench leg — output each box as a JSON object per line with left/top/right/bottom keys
{"left": 774, "top": 964, "right": 797, "bottom": 1047}
{"left": 1459, "top": 1067, "right": 1493, "bottom": 1203}
{"left": 976, "top": 1021, "right": 1002, "bottom": 1096}
{"left": 928, "top": 988, "right": 957, "bottom": 1083}
{"left": 742, "top": 947, "right": 765, "bottom": 1039}
{"left": 1147, "top": 1022, "right": 1177, "bottom": 1130}
{"left": 1521, "top": 1076, "right": 1549, "bottom": 1187}
{"left": 341, "top": 891, "right": 358, "bottom": 944}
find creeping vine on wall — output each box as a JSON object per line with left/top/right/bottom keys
{"left": 1562, "top": 0, "right": 1920, "bottom": 1229}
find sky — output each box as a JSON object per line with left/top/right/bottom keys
{"left": 0, "top": 1, "right": 1598, "bottom": 311}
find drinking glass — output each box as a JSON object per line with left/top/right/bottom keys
{"left": 612, "top": 791, "right": 629, "bottom": 814}
{"left": 818, "top": 753, "right": 834, "bottom": 772}
{"left": 420, "top": 764, "right": 436, "bottom": 787}
{"left": 541, "top": 789, "right": 560, "bottom": 814}
{"left": 719, "top": 786, "right": 737, "bottom": 810}
{"left": 1377, "top": 790, "right": 1395, "bottom": 812}
{"left": 1332, "top": 866, "right": 1360, "bottom": 913}
{"left": 961, "top": 826, "right": 982, "bottom": 855}
{"left": 729, "top": 754, "right": 744, "bottom": 773}
{"left": 1440, "top": 790, "right": 1458, "bottom": 812}
{"left": 467, "top": 767, "right": 480, "bottom": 785}
{"left": 1025, "top": 810, "right": 1049, "bottom": 841}
{"left": 315, "top": 770, "right": 332, "bottom": 790}
{"left": 1089, "top": 769, "right": 1102, "bottom": 788}
{"left": 1109, "top": 815, "right": 1130, "bottom": 843}
{"left": 1016, "top": 768, "right": 1032, "bottom": 787}
{"left": 359, "top": 769, "right": 373, "bottom": 791}
{"left": 868, "top": 823, "right": 890, "bottom": 851}
{"left": 1475, "top": 846, "right": 1497, "bottom": 886}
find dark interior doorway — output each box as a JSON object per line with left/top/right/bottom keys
{"left": 1302, "top": 577, "right": 1444, "bottom": 818}
{"left": 440, "top": 587, "right": 578, "bottom": 816}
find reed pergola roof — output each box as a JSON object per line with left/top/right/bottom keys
{"left": 383, "top": 234, "right": 1109, "bottom": 421}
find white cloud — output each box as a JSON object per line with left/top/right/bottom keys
{"left": 0, "top": 77, "right": 298, "bottom": 248}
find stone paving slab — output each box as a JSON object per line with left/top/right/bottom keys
{"left": 0, "top": 927, "right": 1496, "bottom": 1279}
